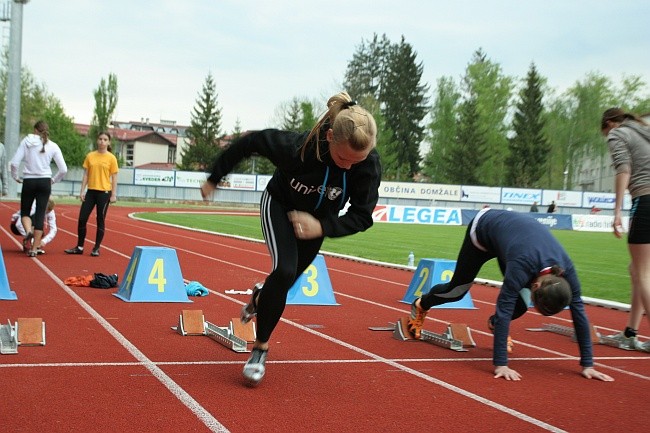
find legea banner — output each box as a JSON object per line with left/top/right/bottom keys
{"left": 372, "top": 205, "right": 462, "bottom": 225}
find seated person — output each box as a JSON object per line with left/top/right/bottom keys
{"left": 10, "top": 199, "right": 57, "bottom": 254}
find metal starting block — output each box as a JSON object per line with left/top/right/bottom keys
{"left": 526, "top": 323, "right": 602, "bottom": 344}
{"left": 0, "top": 320, "right": 17, "bottom": 354}
{"left": 171, "top": 310, "right": 255, "bottom": 353}
{"left": 371, "top": 317, "right": 473, "bottom": 352}
{"left": 0, "top": 318, "right": 46, "bottom": 354}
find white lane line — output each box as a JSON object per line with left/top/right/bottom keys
{"left": 12, "top": 250, "right": 231, "bottom": 433}
{"left": 2, "top": 355, "right": 648, "bottom": 369}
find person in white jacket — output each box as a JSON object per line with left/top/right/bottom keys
{"left": 10, "top": 120, "right": 67, "bottom": 257}
{"left": 10, "top": 199, "right": 57, "bottom": 254}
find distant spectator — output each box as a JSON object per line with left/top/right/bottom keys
{"left": 530, "top": 201, "right": 539, "bottom": 212}
{"left": 547, "top": 201, "right": 556, "bottom": 213}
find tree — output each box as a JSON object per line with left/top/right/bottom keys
{"left": 343, "top": 34, "right": 390, "bottom": 102}
{"left": 506, "top": 63, "right": 549, "bottom": 187}
{"left": 422, "top": 76, "right": 461, "bottom": 183}
{"left": 179, "top": 73, "right": 223, "bottom": 171}
{"left": 461, "top": 49, "right": 513, "bottom": 185}
{"left": 89, "top": 73, "right": 118, "bottom": 144}
{"left": 281, "top": 98, "right": 303, "bottom": 131}
{"left": 381, "top": 36, "right": 429, "bottom": 179}
{"left": 443, "top": 96, "right": 486, "bottom": 185}
{"left": 43, "top": 101, "right": 89, "bottom": 167}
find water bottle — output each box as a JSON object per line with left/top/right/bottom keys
{"left": 407, "top": 251, "right": 415, "bottom": 267}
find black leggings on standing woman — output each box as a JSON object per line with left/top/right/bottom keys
{"left": 20, "top": 178, "right": 51, "bottom": 231}
{"left": 76, "top": 189, "right": 111, "bottom": 249}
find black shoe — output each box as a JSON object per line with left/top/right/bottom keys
{"left": 27, "top": 250, "right": 37, "bottom": 258}
{"left": 36, "top": 247, "right": 45, "bottom": 255}
{"left": 65, "top": 247, "right": 83, "bottom": 255}
{"left": 90, "top": 249, "right": 100, "bottom": 257}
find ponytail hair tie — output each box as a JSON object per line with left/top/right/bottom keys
{"left": 341, "top": 100, "right": 357, "bottom": 109}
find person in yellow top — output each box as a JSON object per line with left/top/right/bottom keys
{"left": 65, "top": 131, "right": 118, "bottom": 257}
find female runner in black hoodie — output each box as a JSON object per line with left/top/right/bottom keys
{"left": 201, "top": 92, "right": 381, "bottom": 385}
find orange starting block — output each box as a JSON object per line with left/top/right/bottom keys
{"left": 171, "top": 310, "right": 255, "bottom": 352}
{"left": 370, "top": 318, "right": 475, "bottom": 352}
{"left": 17, "top": 318, "right": 46, "bottom": 346}
{"left": 0, "top": 318, "right": 45, "bottom": 355}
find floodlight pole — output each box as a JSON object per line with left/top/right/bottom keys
{"left": 3, "top": 0, "right": 29, "bottom": 199}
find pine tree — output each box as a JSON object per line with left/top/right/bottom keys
{"left": 506, "top": 63, "right": 549, "bottom": 187}
{"left": 444, "top": 96, "right": 485, "bottom": 185}
{"left": 380, "top": 36, "right": 429, "bottom": 179}
{"left": 179, "top": 73, "right": 223, "bottom": 171}
{"left": 422, "top": 76, "right": 460, "bottom": 182}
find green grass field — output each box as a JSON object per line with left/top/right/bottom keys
{"left": 135, "top": 211, "right": 631, "bottom": 304}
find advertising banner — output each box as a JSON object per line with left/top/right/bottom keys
{"left": 460, "top": 186, "right": 502, "bottom": 204}
{"left": 542, "top": 190, "right": 583, "bottom": 207}
{"left": 174, "top": 171, "right": 207, "bottom": 188}
{"left": 134, "top": 169, "right": 175, "bottom": 186}
{"left": 501, "top": 188, "right": 542, "bottom": 205}
{"left": 372, "top": 205, "right": 462, "bottom": 225}
{"left": 582, "top": 191, "right": 631, "bottom": 210}
{"left": 379, "top": 181, "right": 461, "bottom": 201}
{"left": 217, "top": 174, "right": 257, "bottom": 190}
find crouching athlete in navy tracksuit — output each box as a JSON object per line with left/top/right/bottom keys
{"left": 408, "top": 208, "right": 614, "bottom": 382}
{"left": 201, "top": 92, "right": 382, "bottom": 386}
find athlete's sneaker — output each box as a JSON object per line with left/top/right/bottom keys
{"left": 243, "top": 347, "right": 268, "bottom": 386}
{"left": 240, "top": 283, "right": 263, "bottom": 324}
{"left": 406, "top": 298, "right": 428, "bottom": 339}
{"left": 65, "top": 247, "right": 84, "bottom": 255}
{"left": 635, "top": 339, "right": 650, "bottom": 353}
{"left": 22, "top": 233, "right": 33, "bottom": 252}
{"left": 90, "top": 248, "right": 100, "bottom": 257}
{"left": 604, "top": 331, "right": 637, "bottom": 350}
{"left": 36, "top": 247, "right": 45, "bottom": 255}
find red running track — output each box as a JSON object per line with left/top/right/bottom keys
{"left": 0, "top": 203, "right": 648, "bottom": 433}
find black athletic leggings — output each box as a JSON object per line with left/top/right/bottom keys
{"left": 20, "top": 178, "right": 51, "bottom": 231}
{"left": 420, "top": 222, "right": 529, "bottom": 320}
{"left": 256, "top": 190, "right": 324, "bottom": 343}
{"left": 76, "top": 189, "right": 111, "bottom": 249}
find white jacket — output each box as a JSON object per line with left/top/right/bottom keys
{"left": 10, "top": 134, "right": 67, "bottom": 183}
{"left": 11, "top": 206, "right": 57, "bottom": 246}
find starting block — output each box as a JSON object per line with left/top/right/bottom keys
{"left": 526, "top": 323, "right": 601, "bottom": 344}
{"left": 17, "top": 318, "right": 46, "bottom": 346}
{"left": 0, "top": 318, "right": 46, "bottom": 354}
{"left": 0, "top": 320, "right": 17, "bottom": 354}
{"left": 171, "top": 310, "right": 255, "bottom": 353}
{"left": 371, "top": 317, "right": 474, "bottom": 352}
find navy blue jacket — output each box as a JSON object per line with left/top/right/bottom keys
{"left": 475, "top": 210, "right": 593, "bottom": 367}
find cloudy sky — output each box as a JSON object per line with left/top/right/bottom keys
{"left": 9, "top": 0, "right": 650, "bottom": 132}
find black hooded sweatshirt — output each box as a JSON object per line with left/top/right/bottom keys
{"left": 206, "top": 128, "right": 382, "bottom": 238}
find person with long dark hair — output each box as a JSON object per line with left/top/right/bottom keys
{"left": 65, "top": 131, "right": 118, "bottom": 257}
{"left": 601, "top": 107, "right": 650, "bottom": 352}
